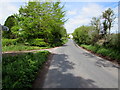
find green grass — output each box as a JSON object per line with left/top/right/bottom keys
{"left": 2, "top": 44, "right": 50, "bottom": 52}
{"left": 2, "top": 51, "right": 50, "bottom": 88}
{"left": 81, "top": 44, "right": 120, "bottom": 61}
{"left": 62, "top": 38, "right": 68, "bottom": 44}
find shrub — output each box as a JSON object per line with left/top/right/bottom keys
{"left": 107, "top": 34, "right": 120, "bottom": 49}
{"left": 81, "top": 44, "right": 120, "bottom": 61}
{"left": 81, "top": 44, "right": 98, "bottom": 53}
{"left": 97, "top": 48, "right": 110, "bottom": 56}
{"left": 27, "top": 39, "right": 48, "bottom": 47}
{"left": 2, "top": 51, "right": 50, "bottom": 88}
{"left": 2, "top": 39, "right": 18, "bottom": 46}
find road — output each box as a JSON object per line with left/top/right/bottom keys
{"left": 42, "top": 39, "right": 119, "bottom": 88}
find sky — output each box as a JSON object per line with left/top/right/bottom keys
{"left": 63, "top": 2, "right": 118, "bottom": 33}
{"left": 0, "top": 0, "right": 119, "bottom": 33}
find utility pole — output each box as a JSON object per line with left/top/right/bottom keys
{"left": 0, "top": 24, "right": 2, "bottom": 89}
{"left": 0, "top": 24, "right": 9, "bottom": 89}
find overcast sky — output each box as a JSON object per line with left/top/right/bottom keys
{"left": 0, "top": 0, "right": 119, "bottom": 33}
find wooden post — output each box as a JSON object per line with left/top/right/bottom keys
{"left": 0, "top": 24, "right": 2, "bottom": 89}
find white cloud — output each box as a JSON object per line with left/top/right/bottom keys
{"left": 65, "top": 3, "right": 118, "bottom": 33}
{"left": 111, "top": 17, "right": 118, "bottom": 33}
{"left": 0, "top": 2, "right": 19, "bottom": 25}
{"left": 81, "top": 4, "right": 104, "bottom": 17}
{"left": 61, "top": 0, "right": 119, "bottom": 2}
{"left": 0, "top": 0, "right": 119, "bottom": 2}
{"left": 67, "top": 10, "right": 77, "bottom": 15}
{"left": 110, "top": 6, "right": 118, "bottom": 33}
{"left": 0, "top": 1, "right": 118, "bottom": 34}
{"left": 65, "top": 3, "right": 104, "bottom": 33}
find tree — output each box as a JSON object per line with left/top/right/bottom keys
{"left": 73, "top": 26, "right": 93, "bottom": 45}
{"left": 3, "top": 15, "right": 16, "bottom": 38}
{"left": 102, "top": 8, "right": 116, "bottom": 35}
{"left": 11, "top": 1, "right": 67, "bottom": 46}
{"left": 90, "top": 17, "right": 101, "bottom": 34}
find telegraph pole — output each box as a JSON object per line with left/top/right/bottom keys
{"left": 0, "top": 24, "right": 2, "bottom": 89}
{"left": 0, "top": 24, "right": 9, "bottom": 89}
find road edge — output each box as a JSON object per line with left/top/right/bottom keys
{"left": 73, "top": 40, "right": 119, "bottom": 67}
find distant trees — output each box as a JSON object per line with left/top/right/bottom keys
{"left": 72, "top": 26, "right": 94, "bottom": 45}
{"left": 3, "top": 1, "right": 67, "bottom": 46}
{"left": 90, "top": 8, "right": 116, "bottom": 36}
{"left": 73, "top": 8, "right": 118, "bottom": 49}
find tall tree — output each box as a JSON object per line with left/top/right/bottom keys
{"left": 11, "top": 1, "right": 67, "bottom": 46}
{"left": 90, "top": 17, "right": 101, "bottom": 34}
{"left": 102, "top": 8, "right": 116, "bottom": 35}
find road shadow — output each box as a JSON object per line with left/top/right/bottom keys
{"left": 95, "top": 58, "right": 119, "bottom": 68}
{"left": 51, "top": 53, "right": 75, "bottom": 72}
{"left": 43, "top": 68, "right": 98, "bottom": 88}
{"left": 42, "top": 53, "right": 98, "bottom": 88}
{"left": 82, "top": 52, "right": 95, "bottom": 58}
{"left": 62, "top": 44, "right": 68, "bottom": 47}
{"left": 82, "top": 52, "right": 119, "bottom": 68}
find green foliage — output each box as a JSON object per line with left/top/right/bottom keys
{"left": 73, "top": 8, "right": 118, "bottom": 51}
{"left": 9, "top": 1, "right": 67, "bottom": 46}
{"left": 90, "top": 17, "right": 101, "bottom": 34}
{"left": 2, "top": 38, "right": 18, "bottom": 46}
{"left": 3, "top": 15, "right": 16, "bottom": 39}
{"left": 106, "top": 34, "right": 120, "bottom": 49}
{"left": 2, "top": 51, "right": 50, "bottom": 88}
{"left": 81, "top": 44, "right": 99, "bottom": 52}
{"left": 2, "top": 44, "right": 50, "bottom": 52}
{"left": 73, "top": 25, "right": 94, "bottom": 45}
{"left": 102, "top": 8, "right": 116, "bottom": 35}
{"left": 27, "top": 39, "right": 49, "bottom": 47}
{"left": 2, "top": 38, "right": 50, "bottom": 52}
{"left": 81, "top": 44, "right": 120, "bottom": 61}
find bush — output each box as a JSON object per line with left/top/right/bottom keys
{"left": 97, "top": 48, "right": 110, "bottom": 56}
{"left": 107, "top": 34, "right": 120, "bottom": 49}
{"left": 2, "top": 51, "right": 50, "bottom": 88}
{"left": 27, "top": 39, "right": 48, "bottom": 47}
{"left": 81, "top": 44, "right": 98, "bottom": 53}
{"left": 2, "top": 39, "right": 18, "bottom": 46}
{"left": 2, "top": 44, "right": 43, "bottom": 52}
{"left": 81, "top": 44, "right": 120, "bottom": 61}
{"left": 73, "top": 26, "right": 95, "bottom": 45}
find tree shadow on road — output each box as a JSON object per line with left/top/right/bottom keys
{"left": 43, "top": 68, "right": 98, "bottom": 88}
{"left": 82, "top": 52, "right": 119, "bottom": 68}
{"left": 51, "top": 53, "right": 75, "bottom": 72}
{"left": 95, "top": 58, "right": 119, "bottom": 68}
{"left": 82, "top": 52, "right": 95, "bottom": 58}
{"left": 42, "top": 53, "right": 99, "bottom": 88}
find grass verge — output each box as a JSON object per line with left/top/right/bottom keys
{"left": 2, "top": 51, "right": 50, "bottom": 88}
{"left": 80, "top": 44, "right": 120, "bottom": 62}
{"left": 2, "top": 44, "right": 50, "bottom": 52}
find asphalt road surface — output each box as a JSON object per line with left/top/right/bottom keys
{"left": 42, "top": 39, "right": 119, "bottom": 88}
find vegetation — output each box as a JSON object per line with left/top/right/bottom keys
{"left": 73, "top": 8, "right": 120, "bottom": 62}
{"left": 81, "top": 44, "right": 120, "bottom": 61}
{"left": 2, "top": 51, "right": 50, "bottom": 88}
{"left": 102, "top": 8, "right": 116, "bottom": 35}
{"left": 2, "top": 1, "right": 67, "bottom": 52}
{"left": 2, "top": 1, "right": 67, "bottom": 88}
{"left": 72, "top": 25, "right": 95, "bottom": 45}
{"left": 2, "top": 38, "right": 50, "bottom": 52}
{"left": 2, "top": 44, "right": 50, "bottom": 52}
{"left": 2, "top": 15, "right": 16, "bottom": 39}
